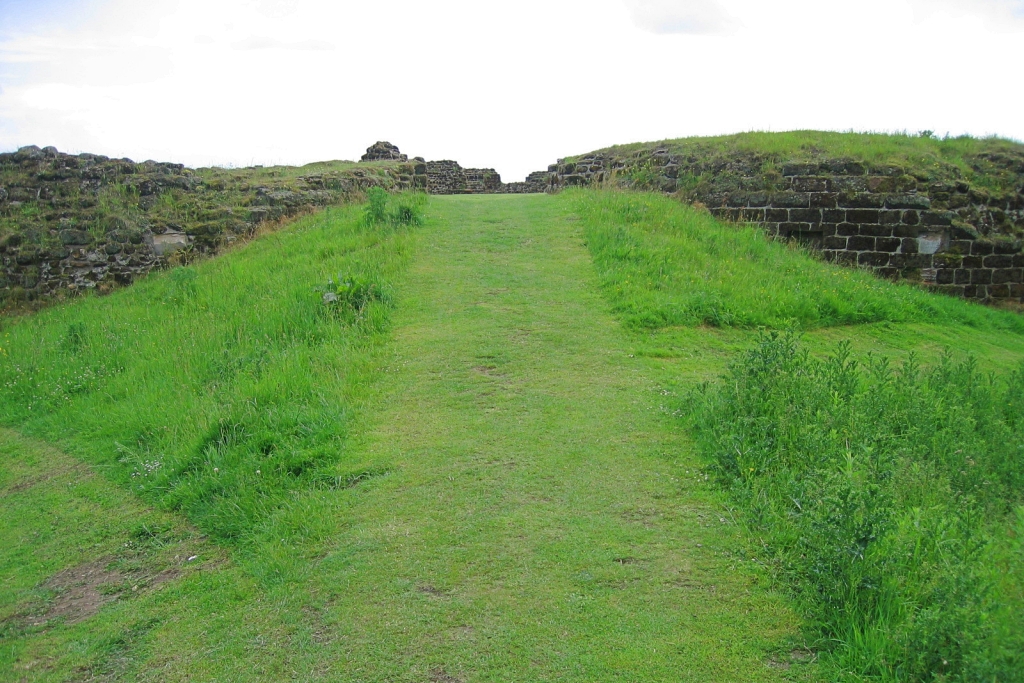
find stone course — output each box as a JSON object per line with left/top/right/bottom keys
{"left": 548, "top": 150, "right": 1024, "bottom": 304}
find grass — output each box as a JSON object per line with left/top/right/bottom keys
{"left": 1, "top": 192, "right": 816, "bottom": 681}
{"left": 2, "top": 188, "right": 1023, "bottom": 680}
{"left": 0, "top": 199, "right": 415, "bottom": 548}
{"left": 569, "top": 188, "right": 1024, "bottom": 681}
{"left": 569, "top": 188, "right": 1024, "bottom": 332}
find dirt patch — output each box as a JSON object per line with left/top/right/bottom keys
{"left": 429, "top": 667, "right": 463, "bottom": 683}
{"left": 34, "top": 560, "right": 182, "bottom": 626}
{"left": 472, "top": 365, "right": 504, "bottom": 377}
{"left": 37, "top": 558, "right": 124, "bottom": 625}
{"left": 612, "top": 557, "right": 640, "bottom": 565}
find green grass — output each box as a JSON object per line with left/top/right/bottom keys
{"left": 2, "top": 189, "right": 1023, "bottom": 680}
{"left": 569, "top": 188, "right": 1024, "bottom": 681}
{"left": 0, "top": 200, "right": 413, "bottom": 548}
{"left": 570, "top": 188, "right": 1024, "bottom": 332}
{"left": 1, "top": 193, "right": 817, "bottom": 681}
{"left": 689, "top": 335, "right": 1024, "bottom": 681}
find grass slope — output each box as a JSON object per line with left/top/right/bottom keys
{"left": 1, "top": 193, "right": 815, "bottom": 681}
{"left": 3, "top": 190, "right": 1023, "bottom": 681}
{"left": 570, "top": 188, "right": 1024, "bottom": 681}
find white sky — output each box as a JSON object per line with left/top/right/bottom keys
{"left": 1, "top": 0, "right": 1022, "bottom": 180}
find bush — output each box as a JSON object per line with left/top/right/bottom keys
{"left": 688, "top": 333, "right": 1024, "bottom": 681}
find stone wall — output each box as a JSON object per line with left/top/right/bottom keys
{"left": 549, "top": 151, "right": 1024, "bottom": 304}
{"left": 1, "top": 145, "right": 418, "bottom": 305}
{"left": 426, "top": 160, "right": 549, "bottom": 195}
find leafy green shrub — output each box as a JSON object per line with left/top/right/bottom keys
{"left": 688, "top": 333, "right": 1024, "bottom": 681}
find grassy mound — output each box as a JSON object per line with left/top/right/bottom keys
{"left": 0, "top": 197, "right": 421, "bottom": 545}
{"left": 569, "top": 188, "right": 1024, "bottom": 331}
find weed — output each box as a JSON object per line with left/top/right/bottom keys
{"left": 687, "top": 333, "right": 1024, "bottom": 680}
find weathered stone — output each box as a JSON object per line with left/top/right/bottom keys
{"left": 59, "top": 229, "right": 91, "bottom": 245}
{"left": 847, "top": 235, "right": 875, "bottom": 251}
{"left": 360, "top": 141, "right": 407, "bottom": 163}
{"left": 771, "top": 192, "right": 810, "bottom": 208}
{"left": 886, "top": 194, "right": 931, "bottom": 210}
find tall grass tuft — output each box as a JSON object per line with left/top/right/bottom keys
{"left": 688, "top": 333, "right": 1024, "bottom": 681}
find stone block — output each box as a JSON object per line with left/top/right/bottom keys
{"left": 949, "top": 240, "right": 974, "bottom": 253}
{"left": 888, "top": 253, "right": 908, "bottom": 268}
{"left": 848, "top": 209, "right": 881, "bottom": 224}
{"left": 782, "top": 163, "right": 820, "bottom": 177}
{"left": 961, "top": 255, "right": 983, "bottom": 269}
{"left": 886, "top": 194, "right": 931, "bottom": 210}
{"left": 936, "top": 268, "right": 956, "bottom": 284}
{"left": 1011, "top": 284, "right": 1024, "bottom": 297}
{"left": 876, "top": 267, "right": 900, "bottom": 279}
{"left": 823, "top": 209, "right": 846, "bottom": 223}
{"left": 955, "top": 269, "right": 971, "bottom": 284}
{"left": 790, "top": 208, "right": 822, "bottom": 223}
{"left": 830, "top": 176, "right": 868, "bottom": 192}
{"left": 901, "top": 238, "right": 919, "bottom": 253}
{"left": 971, "top": 269, "right": 993, "bottom": 285}
{"left": 876, "top": 237, "right": 902, "bottom": 252}
{"left": 841, "top": 193, "right": 884, "bottom": 208}
{"left": 984, "top": 254, "right": 1013, "bottom": 268}
{"left": 989, "top": 284, "right": 1011, "bottom": 298}
{"left": 893, "top": 224, "right": 921, "bottom": 238}
{"left": 991, "top": 268, "right": 1015, "bottom": 284}
{"left": 859, "top": 252, "right": 891, "bottom": 267}
{"left": 905, "top": 254, "right": 935, "bottom": 268}
{"left": 819, "top": 223, "right": 838, "bottom": 236}
{"left": 823, "top": 236, "right": 848, "bottom": 250}
{"left": 59, "top": 229, "right": 91, "bottom": 245}
{"left": 963, "top": 284, "right": 979, "bottom": 298}
{"left": 1015, "top": 254, "right": 1024, "bottom": 268}
{"left": 858, "top": 224, "right": 892, "bottom": 237}
{"left": 766, "top": 208, "right": 789, "bottom": 222}
{"left": 902, "top": 210, "right": 920, "bottom": 226}
{"left": 922, "top": 211, "right": 954, "bottom": 227}
{"left": 879, "top": 210, "right": 902, "bottom": 225}
{"left": 771, "top": 192, "right": 811, "bottom": 208}
{"left": 837, "top": 222, "right": 859, "bottom": 236}
{"left": 847, "top": 235, "right": 875, "bottom": 251}
{"left": 727, "top": 193, "right": 748, "bottom": 207}
{"left": 1010, "top": 268, "right": 1024, "bottom": 284}
{"left": 834, "top": 161, "right": 867, "bottom": 175}
{"left": 747, "top": 192, "right": 768, "bottom": 207}
{"left": 792, "top": 177, "right": 829, "bottom": 192}
{"left": 971, "top": 241, "right": 995, "bottom": 256}
{"left": 867, "top": 177, "right": 896, "bottom": 193}
{"left": 810, "top": 193, "right": 838, "bottom": 208}
{"left": 994, "top": 240, "right": 1022, "bottom": 255}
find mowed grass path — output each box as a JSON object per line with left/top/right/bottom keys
{"left": 305, "top": 194, "right": 809, "bottom": 681}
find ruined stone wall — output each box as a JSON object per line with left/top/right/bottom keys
{"left": 1, "top": 145, "right": 418, "bottom": 305}
{"left": 426, "top": 160, "right": 549, "bottom": 195}
{"left": 549, "top": 152, "right": 1024, "bottom": 304}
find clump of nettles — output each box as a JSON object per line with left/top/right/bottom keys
{"left": 689, "top": 332, "right": 1024, "bottom": 680}
{"left": 320, "top": 274, "right": 385, "bottom": 311}
{"left": 362, "top": 187, "right": 425, "bottom": 227}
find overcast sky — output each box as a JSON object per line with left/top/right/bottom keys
{"left": 1, "top": 0, "right": 1022, "bottom": 180}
